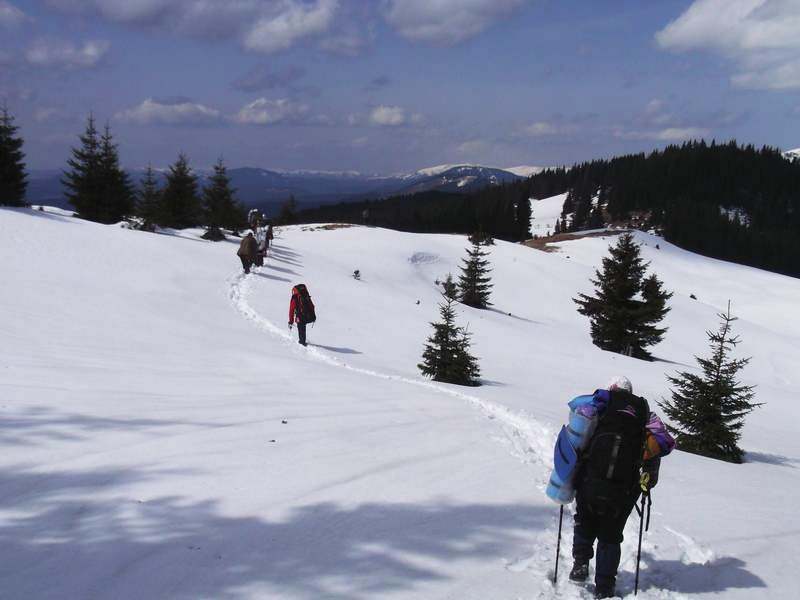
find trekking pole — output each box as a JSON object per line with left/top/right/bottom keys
{"left": 553, "top": 504, "right": 564, "bottom": 585}
{"left": 634, "top": 490, "right": 651, "bottom": 595}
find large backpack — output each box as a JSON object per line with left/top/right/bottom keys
{"left": 579, "top": 390, "right": 648, "bottom": 516}
{"left": 294, "top": 284, "right": 316, "bottom": 323}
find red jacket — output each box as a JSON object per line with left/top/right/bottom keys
{"left": 289, "top": 292, "right": 300, "bottom": 324}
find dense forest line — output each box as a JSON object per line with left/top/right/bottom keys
{"left": 295, "top": 141, "right": 800, "bottom": 277}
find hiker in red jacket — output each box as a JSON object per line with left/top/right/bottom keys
{"left": 288, "top": 284, "right": 316, "bottom": 346}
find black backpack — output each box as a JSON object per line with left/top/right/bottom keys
{"left": 294, "top": 284, "right": 316, "bottom": 323}
{"left": 580, "top": 390, "right": 648, "bottom": 515}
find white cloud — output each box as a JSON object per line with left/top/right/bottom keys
{"left": 232, "top": 98, "right": 310, "bottom": 125}
{"left": 656, "top": 0, "right": 800, "bottom": 90}
{"left": 521, "top": 121, "right": 576, "bottom": 137}
{"left": 116, "top": 98, "right": 222, "bottom": 125}
{"left": 616, "top": 126, "right": 710, "bottom": 142}
{"left": 369, "top": 105, "right": 406, "bottom": 126}
{"left": 385, "top": 0, "right": 528, "bottom": 45}
{"left": 25, "top": 39, "right": 110, "bottom": 69}
{"left": 48, "top": 1, "right": 341, "bottom": 54}
{"left": 0, "top": 1, "right": 26, "bottom": 27}
{"left": 244, "top": 0, "right": 338, "bottom": 53}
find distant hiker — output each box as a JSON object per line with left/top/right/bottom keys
{"left": 266, "top": 221, "right": 274, "bottom": 250}
{"left": 237, "top": 231, "right": 259, "bottom": 274}
{"left": 247, "top": 208, "right": 260, "bottom": 230}
{"left": 254, "top": 226, "right": 267, "bottom": 267}
{"left": 565, "top": 376, "right": 674, "bottom": 598}
{"left": 288, "top": 284, "right": 316, "bottom": 346}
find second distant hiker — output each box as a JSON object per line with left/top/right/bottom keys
{"left": 288, "top": 284, "right": 316, "bottom": 346}
{"left": 237, "top": 231, "right": 259, "bottom": 274}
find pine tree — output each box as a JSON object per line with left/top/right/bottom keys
{"left": 0, "top": 104, "right": 27, "bottom": 206}
{"left": 515, "top": 195, "right": 532, "bottom": 241}
{"left": 202, "top": 157, "right": 244, "bottom": 237}
{"left": 418, "top": 293, "right": 480, "bottom": 386}
{"left": 458, "top": 240, "right": 493, "bottom": 308}
{"left": 136, "top": 164, "right": 162, "bottom": 230}
{"left": 573, "top": 233, "right": 672, "bottom": 360}
{"left": 441, "top": 273, "right": 458, "bottom": 300}
{"left": 63, "top": 115, "right": 102, "bottom": 220}
{"left": 97, "top": 123, "right": 135, "bottom": 223}
{"left": 659, "top": 304, "right": 759, "bottom": 463}
{"left": 161, "top": 153, "right": 201, "bottom": 229}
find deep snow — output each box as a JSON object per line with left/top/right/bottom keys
{"left": 1, "top": 202, "right": 798, "bottom": 599}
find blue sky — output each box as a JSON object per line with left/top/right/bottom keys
{"left": 1, "top": 0, "right": 799, "bottom": 172}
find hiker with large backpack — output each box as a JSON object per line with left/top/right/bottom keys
{"left": 548, "top": 376, "right": 674, "bottom": 598}
{"left": 237, "top": 231, "right": 259, "bottom": 274}
{"left": 288, "top": 284, "right": 316, "bottom": 346}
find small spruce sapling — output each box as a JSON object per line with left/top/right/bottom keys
{"left": 659, "top": 303, "right": 759, "bottom": 463}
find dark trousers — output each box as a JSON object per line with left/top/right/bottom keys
{"left": 240, "top": 256, "right": 253, "bottom": 274}
{"left": 297, "top": 321, "right": 307, "bottom": 346}
{"left": 572, "top": 490, "right": 639, "bottom": 586}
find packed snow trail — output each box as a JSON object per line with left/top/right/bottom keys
{"left": 229, "top": 261, "right": 705, "bottom": 600}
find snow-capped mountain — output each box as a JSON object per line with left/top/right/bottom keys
{"left": 25, "top": 163, "right": 532, "bottom": 211}
{"left": 395, "top": 165, "right": 522, "bottom": 195}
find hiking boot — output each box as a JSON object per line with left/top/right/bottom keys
{"left": 569, "top": 561, "right": 589, "bottom": 582}
{"left": 594, "top": 579, "right": 616, "bottom": 598}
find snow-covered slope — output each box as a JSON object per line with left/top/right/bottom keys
{"left": 2, "top": 203, "right": 798, "bottom": 599}
{"left": 530, "top": 192, "right": 567, "bottom": 235}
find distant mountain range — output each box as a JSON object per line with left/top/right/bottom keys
{"left": 25, "top": 164, "right": 546, "bottom": 213}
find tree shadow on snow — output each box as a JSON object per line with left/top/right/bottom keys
{"left": 264, "top": 263, "right": 301, "bottom": 277}
{"left": 310, "top": 344, "right": 362, "bottom": 355}
{"left": 0, "top": 462, "right": 549, "bottom": 600}
{"left": 0, "top": 405, "right": 214, "bottom": 447}
{"left": 487, "top": 307, "right": 541, "bottom": 325}
{"left": 4, "top": 207, "right": 80, "bottom": 225}
{"left": 651, "top": 356, "right": 695, "bottom": 370}
{"left": 268, "top": 245, "right": 304, "bottom": 268}
{"left": 633, "top": 552, "right": 766, "bottom": 595}
{"left": 744, "top": 451, "right": 799, "bottom": 468}
{"left": 254, "top": 271, "right": 291, "bottom": 283}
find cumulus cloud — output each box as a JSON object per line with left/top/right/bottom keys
{"left": 656, "top": 0, "right": 800, "bottom": 90}
{"left": 384, "top": 0, "right": 528, "bottom": 45}
{"left": 116, "top": 97, "right": 222, "bottom": 125}
{"left": 244, "top": 0, "right": 338, "bottom": 53}
{"left": 0, "top": 1, "right": 26, "bottom": 27}
{"left": 232, "top": 97, "right": 310, "bottom": 125}
{"left": 369, "top": 105, "right": 407, "bottom": 126}
{"left": 25, "top": 39, "right": 110, "bottom": 69}
{"left": 45, "top": 0, "right": 341, "bottom": 54}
